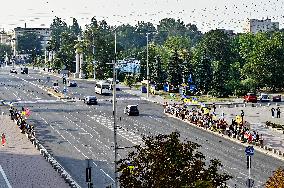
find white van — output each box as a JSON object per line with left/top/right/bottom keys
{"left": 95, "top": 81, "right": 111, "bottom": 95}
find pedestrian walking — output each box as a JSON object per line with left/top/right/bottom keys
{"left": 2, "top": 133, "right": 6, "bottom": 147}
{"left": 277, "top": 107, "right": 281, "bottom": 118}
{"left": 271, "top": 107, "right": 275, "bottom": 118}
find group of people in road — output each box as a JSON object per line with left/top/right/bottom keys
{"left": 163, "top": 102, "right": 263, "bottom": 145}
{"left": 9, "top": 106, "right": 35, "bottom": 138}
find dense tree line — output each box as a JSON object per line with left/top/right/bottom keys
{"left": 42, "top": 17, "right": 284, "bottom": 96}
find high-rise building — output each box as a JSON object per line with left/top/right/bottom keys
{"left": 12, "top": 26, "right": 51, "bottom": 54}
{"left": 243, "top": 18, "right": 279, "bottom": 33}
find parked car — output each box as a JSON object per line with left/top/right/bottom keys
{"left": 259, "top": 93, "right": 270, "bottom": 102}
{"left": 68, "top": 80, "right": 77, "bottom": 87}
{"left": 124, "top": 105, "right": 139, "bottom": 116}
{"left": 272, "top": 95, "right": 281, "bottom": 102}
{"left": 244, "top": 93, "right": 257, "bottom": 103}
{"left": 10, "top": 68, "right": 17, "bottom": 74}
{"left": 84, "top": 96, "right": 98, "bottom": 105}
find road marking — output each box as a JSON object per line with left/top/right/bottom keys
{"left": 0, "top": 165, "right": 12, "bottom": 188}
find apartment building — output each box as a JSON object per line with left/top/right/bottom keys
{"left": 243, "top": 18, "right": 279, "bottom": 33}
{"left": 12, "top": 26, "right": 51, "bottom": 54}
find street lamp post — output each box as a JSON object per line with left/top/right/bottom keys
{"left": 92, "top": 31, "right": 96, "bottom": 80}
{"left": 113, "top": 30, "right": 118, "bottom": 188}
{"left": 146, "top": 33, "right": 149, "bottom": 98}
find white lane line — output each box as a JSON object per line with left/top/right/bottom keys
{"left": 0, "top": 165, "right": 12, "bottom": 188}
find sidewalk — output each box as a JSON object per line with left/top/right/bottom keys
{"left": 0, "top": 115, "right": 70, "bottom": 188}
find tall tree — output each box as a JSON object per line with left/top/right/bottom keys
{"left": 49, "top": 17, "right": 68, "bottom": 52}
{"left": 117, "top": 132, "right": 232, "bottom": 188}
{"left": 192, "top": 29, "right": 234, "bottom": 96}
{"left": 0, "top": 44, "right": 12, "bottom": 61}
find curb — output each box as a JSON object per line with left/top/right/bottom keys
{"left": 11, "top": 119, "right": 81, "bottom": 188}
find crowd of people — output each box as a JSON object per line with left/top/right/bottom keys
{"left": 9, "top": 106, "right": 35, "bottom": 139}
{"left": 163, "top": 102, "right": 264, "bottom": 145}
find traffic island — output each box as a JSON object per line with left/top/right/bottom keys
{"left": 47, "top": 88, "right": 69, "bottom": 100}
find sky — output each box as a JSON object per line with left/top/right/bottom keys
{"left": 1, "top": 0, "right": 284, "bottom": 33}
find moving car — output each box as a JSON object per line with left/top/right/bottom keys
{"left": 21, "top": 68, "right": 28, "bottom": 74}
{"left": 244, "top": 93, "right": 257, "bottom": 103}
{"left": 124, "top": 105, "right": 139, "bottom": 116}
{"left": 259, "top": 93, "right": 270, "bottom": 102}
{"left": 84, "top": 96, "right": 98, "bottom": 105}
{"left": 272, "top": 95, "right": 281, "bottom": 102}
{"left": 68, "top": 80, "right": 77, "bottom": 87}
{"left": 10, "top": 68, "right": 17, "bottom": 74}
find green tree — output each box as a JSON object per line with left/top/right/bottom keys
{"left": 117, "top": 132, "right": 232, "bottom": 188}
{"left": 0, "top": 44, "right": 12, "bottom": 61}
{"left": 124, "top": 74, "right": 137, "bottom": 89}
{"left": 192, "top": 29, "right": 234, "bottom": 96}
{"left": 49, "top": 17, "right": 68, "bottom": 52}
{"left": 83, "top": 18, "right": 118, "bottom": 79}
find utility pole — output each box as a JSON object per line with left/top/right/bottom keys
{"left": 113, "top": 30, "right": 118, "bottom": 188}
{"left": 146, "top": 33, "right": 149, "bottom": 98}
{"left": 92, "top": 31, "right": 96, "bottom": 80}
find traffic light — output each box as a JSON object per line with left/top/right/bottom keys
{"left": 63, "top": 78, "right": 66, "bottom": 85}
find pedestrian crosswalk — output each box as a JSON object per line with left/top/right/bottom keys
{"left": 89, "top": 114, "right": 143, "bottom": 145}
{"left": 9, "top": 99, "right": 60, "bottom": 104}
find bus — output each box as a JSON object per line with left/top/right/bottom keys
{"left": 95, "top": 81, "right": 111, "bottom": 95}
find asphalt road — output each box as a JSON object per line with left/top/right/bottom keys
{"left": 0, "top": 66, "right": 283, "bottom": 188}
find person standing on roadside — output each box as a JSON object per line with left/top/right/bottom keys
{"left": 241, "top": 110, "right": 245, "bottom": 126}
{"left": 271, "top": 107, "right": 275, "bottom": 118}
{"left": 212, "top": 103, "right": 216, "bottom": 112}
{"left": 277, "top": 107, "right": 281, "bottom": 118}
{"left": 2, "top": 133, "right": 6, "bottom": 147}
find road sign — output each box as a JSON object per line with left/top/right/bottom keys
{"left": 245, "top": 146, "right": 254, "bottom": 156}
{"left": 63, "top": 88, "right": 67, "bottom": 93}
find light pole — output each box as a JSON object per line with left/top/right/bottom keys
{"left": 92, "top": 31, "right": 96, "bottom": 80}
{"left": 113, "top": 30, "right": 118, "bottom": 188}
{"left": 12, "top": 38, "right": 16, "bottom": 68}
{"left": 146, "top": 33, "right": 149, "bottom": 98}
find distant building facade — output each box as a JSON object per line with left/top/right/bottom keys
{"left": 243, "top": 18, "right": 279, "bottom": 33}
{"left": 218, "top": 29, "right": 235, "bottom": 36}
{"left": 0, "top": 29, "right": 12, "bottom": 45}
{"left": 12, "top": 26, "right": 51, "bottom": 54}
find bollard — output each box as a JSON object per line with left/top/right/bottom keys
{"left": 1, "top": 112, "right": 4, "bottom": 115}
{"left": 267, "top": 103, "right": 270, "bottom": 106}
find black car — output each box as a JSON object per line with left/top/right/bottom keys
{"left": 68, "top": 80, "right": 77, "bottom": 87}
{"left": 21, "top": 68, "right": 28, "bottom": 74}
{"left": 124, "top": 105, "right": 139, "bottom": 116}
{"left": 84, "top": 96, "right": 98, "bottom": 105}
